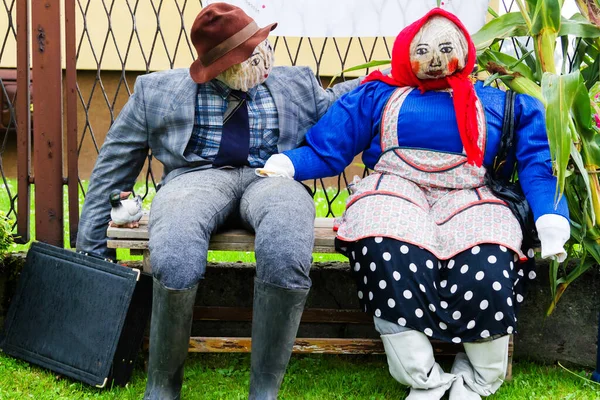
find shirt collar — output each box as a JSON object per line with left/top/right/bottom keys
{"left": 209, "top": 79, "right": 259, "bottom": 100}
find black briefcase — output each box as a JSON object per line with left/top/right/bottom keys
{"left": 0, "top": 241, "right": 152, "bottom": 387}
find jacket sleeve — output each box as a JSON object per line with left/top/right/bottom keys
{"left": 514, "top": 93, "right": 569, "bottom": 221}
{"left": 284, "top": 82, "right": 378, "bottom": 180}
{"left": 76, "top": 77, "right": 150, "bottom": 258}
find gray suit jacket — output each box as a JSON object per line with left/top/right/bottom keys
{"left": 77, "top": 66, "right": 360, "bottom": 257}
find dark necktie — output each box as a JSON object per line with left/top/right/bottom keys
{"left": 213, "top": 90, "right": 250, "bottom": 168}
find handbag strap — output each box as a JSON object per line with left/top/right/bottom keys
{"left": 492, "top": 89, "right": 516, "bottom": 179}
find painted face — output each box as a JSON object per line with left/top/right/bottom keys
{"left": 409, "top": 16, "right": 468, "bottom": 80}
{"left": 216, "top": 39, "right": 274, "bottom": 91}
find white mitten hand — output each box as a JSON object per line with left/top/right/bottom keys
{"left": 255, "top": 154, "right": 295, "bottom": 179}
{"left": 535, "top": 214, "right": 570, "bottom": 262}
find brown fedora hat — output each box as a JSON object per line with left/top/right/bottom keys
{"left": 189, "top": 3, "right": 277, "bottom": 84}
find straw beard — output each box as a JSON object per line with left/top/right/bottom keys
{"left": 216, "top": 39, "right": 274, "bottom": 91}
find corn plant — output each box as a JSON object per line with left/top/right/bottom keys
{"left": 472, "top": 0, "right": 600, "bottom": 314}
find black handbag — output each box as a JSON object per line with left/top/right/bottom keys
{"left": 485, "top": 90, "right": 541, "bottom": 250}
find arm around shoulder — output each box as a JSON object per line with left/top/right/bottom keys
{"left": 301, "top": 66, "right": 362, "bottom": 119}
{"left": 285, "top": 81, "right": 380, "bottom": 181}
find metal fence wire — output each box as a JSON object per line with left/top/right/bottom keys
{"left": 0, "top": 0, "right": 580, "bottom": 247}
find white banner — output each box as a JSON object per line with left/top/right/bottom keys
{"left": 208, "top": 0, "right": 490, "bottom": 37}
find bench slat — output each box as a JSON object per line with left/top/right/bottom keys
{"left": 188, "top": 337, "right": 385, "bottom": 354}
{"left": 107, "top": 238, "right": 339, "bottom": 253}
{"left": 184, "top": 337, "right": 513, "bottom": 357}
{"left": 107, "top": 213, "right": 335, "bottom": 240}
{"left": 107, "top": 239, "right": 150, "bottom": 249}
{"left": 107, "top": 215, "right": 338, "bottom": 252}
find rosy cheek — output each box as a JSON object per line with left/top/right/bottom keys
{"left": 447, "top": 58, "right": 459, "bottom": 74}
{"left": 411, "top": 61, "right": 421, "bottom": 74}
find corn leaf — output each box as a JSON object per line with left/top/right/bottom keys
{"left": 565, "top": 175, "right": 587, "bottom": 228}
{"left": 571, "top": 74, "right": 596, "bottom": 142}
{"left": 548, "top": 257, "right": 560, "bottom": 301}
{"left": 487, "top": 6, "right": 500, "bottom": 19}
{"left": 582, "top": 50, "right": 600, "bottom": 86}
{"left": 571, "top": 240, "right": 599, "bottom": 279}
{"left": 559, "top": 15, "right": 600, "bottom": 37}
{"left": 542, "top": 72, "right": 581, "bottom": 196}
{"left": 571, "top": 76, "right": 600, "bottom": 227}
{"left": 547, "top": 256, "right": 594, "bottom": 315}
{"left": 570, "top": 141, "right": 595, "bottom": 224}
{"left": 478, "top": 49, "right": 536, "bottom": 81}
{"left": 524, "top": 0, "right": 538, "bottom": 14}
{"left": 515, "top": 39, "right": 542, "bottom": 82}
{"left": 472, "top": 12, "right": 529, "bottom": 50}
{"left": 530, "top": 0, "right": 562, "bottom": 35}
{"left": 327, "top": 60, "right": 391, "bottom": 87}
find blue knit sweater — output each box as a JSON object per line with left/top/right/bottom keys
{"left": 284, "top": 80, "right": 568, "bottom": 221}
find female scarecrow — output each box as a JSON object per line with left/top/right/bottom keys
{"left": 259, "top": 8, "right": 570, "bottom": 399}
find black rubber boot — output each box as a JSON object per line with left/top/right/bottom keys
{"left": 248, "top": 278, "right": 309, "bottom": 400}
{"left": 143, "top": 278, "right": 198, "bottom": 400}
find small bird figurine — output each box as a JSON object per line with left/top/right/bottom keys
{"left": 109, "top": 191, "right": 143, "bottom": 228}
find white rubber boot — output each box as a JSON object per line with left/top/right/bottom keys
{"left": 381, "top": 330, "right": 455, "bottom": 400}
{"left": 448, "top": 335, "right": 510, "bottom": 400}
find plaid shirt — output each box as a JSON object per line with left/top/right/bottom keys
{"left": 185, "top": 79, "right": 279, "bottom": 167}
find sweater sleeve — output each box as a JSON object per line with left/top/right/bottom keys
{"left": 514, "top": 93, "right": 569, "bottom": 221}
{"left": 283, "top": 82, "right": 379, "bottom": 181}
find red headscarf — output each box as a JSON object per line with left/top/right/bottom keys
{"left": 363, "top": 8, "right": 482, "bottom": 166}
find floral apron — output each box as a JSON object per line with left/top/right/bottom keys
{"left": 335, "top": 87, "right": 524, "bottom": 259}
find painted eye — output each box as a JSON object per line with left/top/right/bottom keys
{"left": 250, "top": 58, "right": 261, "bottom": 67}
{"left": 440, "top": 46, "right": 453, "bottom": 54}
{"left": 416, "top": 48, "right": 428, "bottom": 55}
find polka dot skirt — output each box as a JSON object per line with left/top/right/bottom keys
{"left": 344, "top": 237, "right": 535, "bottom": 343}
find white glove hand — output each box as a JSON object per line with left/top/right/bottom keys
{"left": 535, "top": 214, "right": 570, "bottom": 262}
{"left": 255, "top": 154, "right": 295, "bottom": 179}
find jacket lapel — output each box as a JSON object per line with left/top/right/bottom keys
{"left": 163, "top": 74, "right": 198, "bottom": 159}
{"left": 265, "top": 75, "right": 299, "bottom": 152}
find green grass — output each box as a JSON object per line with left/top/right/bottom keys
{"left": 0, "top": 179, "right": 349, "bottom": 263}
{"left": 0, "top": 351, "right": 598, "bottom": 399}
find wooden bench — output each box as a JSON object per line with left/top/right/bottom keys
{"left": 107, "top": 213, "right": 513, "bottom": 379}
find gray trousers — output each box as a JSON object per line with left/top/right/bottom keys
{"left": 148, "top": 167, "right": 315, "bottom": 290}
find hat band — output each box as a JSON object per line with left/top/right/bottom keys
{"left": 200, "top": 21, "right": 260, "bottom": 67}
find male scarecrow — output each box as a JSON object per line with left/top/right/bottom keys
{"left": 77, "top": 3, "right": 360, "bottom": 399}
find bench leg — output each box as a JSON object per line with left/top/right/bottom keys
{"left": 506, "top": 352, "right": 513, "bottom": 381}
{"left": 142, "top": 250, "right": 152, "bottom": 274}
